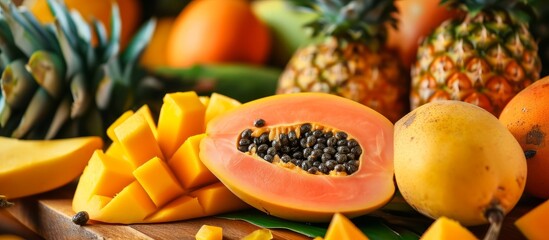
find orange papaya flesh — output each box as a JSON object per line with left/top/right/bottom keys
{"left": 200, "top": 93, "right": 395, "bottom": 222}
{"left": 73, "top": 92, "right": 249, "bottom": 224}
{"left": 324, "top": 213, "right": 369, "bottom": 240}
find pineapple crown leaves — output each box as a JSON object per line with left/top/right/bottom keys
{"left": 440, "top": 0, "right": 537, "bottom": 23}
{"left": 0, "top": 0, "right": 156, "bottom": 139}
{"left": 294, "top": 0, "right": 398, "bottom": 46}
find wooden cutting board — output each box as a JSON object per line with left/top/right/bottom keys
{"left": 4, "top": 182, "right": 541, "bottom": 240}
{"left": 5, "top": 184, "right": 308, "bottom": 240}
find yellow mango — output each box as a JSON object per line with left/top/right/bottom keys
{"left": 115, "top": 112, "right": 164, "bottom": 168}
{"left": 0, "top": 136, "right": 103, "bottom": 199}
{"left": 72, "top": 150, "right": 134, "bottom": 215}
{"left": 241, "top": 229, "right": 273, "bottom": 240}
{"left": 420, "top": 217, "right": 478, "bottom": 240}
{"left": 98, "top": 181, "right": 157, "bottom": 224}
{"left": 106, "top": 110, "right": 134, "bottom": 142}
{"left": 157, "top": 91, "right": 205, "bottom": 159}
{"left": 86, "top": 195, "right": 113, "bottom": 217}
{"left": 195, "top": 225, "right": 223, "bottom": 240}
{"left": 169, "top": 134, "right": 217, "bottom": 189}
{"left": 204, "top": 93, "right": 241, "bottom": 125}
{"left": 323, "top": 213, "right": 369, "bottom": 240}
{"left": 133, "top": 157, "right": 185, "bottom": 207}
{"left": 199, "top": 96, "right": 210, "bottom": 107}
{"left": 515, "top": 199, "right": 549, "bottom": 240}
{"left": 104, "top": 141, "right": 125, "bottom": 159}
{"left": 144, "top": 195, "right": 204, "bottom": 223}
{"left": 190, "top": 182, "right": 250, "bottom": 215}
{"left": 135, "top": 104, "right": 158, "bottom": 139}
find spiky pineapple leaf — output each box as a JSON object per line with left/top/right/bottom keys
{"left": 119, "top": 18, "right": 156, "bottom": 69}
{"left": 45, "top": 0, "right": 77, "bottom": 50}
{"left": 0, "top": 2, "right": 45, "bottom": 56}
{"left": 100, "top": 2, "right": 121, "bottom": 63}
{"left": 54, "top": 19, "right": 82, "bottom": 79}
{"left": 20, "top": 9, "right": 59, "bottom": 52}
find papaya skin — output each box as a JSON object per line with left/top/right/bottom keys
{"left": 200, "top": 93, "right": 395, "bottom": 222}
{"left": 0, "top": 136, "right": 103, "bottom": 199}
{"left": 394, "top": 100, "right": 526, "bottom": 226}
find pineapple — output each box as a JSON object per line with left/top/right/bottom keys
{"left": 276, "top": 0, "right": 409, "bottom": 123}
{"left": 411, "top": 0, "right": 542, "bottom": 116}
{"left": 0, "top": 0, "right": 156, "bottom": 139}
{"left": 530, "top": 0, "right": 548, "bottom": 77}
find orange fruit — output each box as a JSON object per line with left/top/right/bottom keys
{"left": 499, "top": 76, "right": 549, "bottom": 199}
{"left": 165, "top": 0, "right": 270, "bottom": 67}
{"left": 386, "top": 0, "right": 457, "bottom": 68}
{"left": 24, "top": 0, "right": 142, "bottom": 49}
{"left": 139, "top": 17, "right": 175, "bottom": 70}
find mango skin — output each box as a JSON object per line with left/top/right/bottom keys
{"left": 394, "top": 100, "right": 526, "bottom": 226}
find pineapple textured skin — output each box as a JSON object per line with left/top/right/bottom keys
{"left": 411, "top": 10, "right": 542, "bottom": 116}
{"left": 278, "top": 37, "right": 409, "bottom": 123}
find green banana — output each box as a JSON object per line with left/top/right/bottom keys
{"left": 1, "top": 59, "right": 38, "bottom": 109}
{"left": 154, "top": 64, "right": 282, "bottom": 103}
{"left": 11, "top": 87, "right": 55, "bottom": 139}
{"left": 27, "top": 50, "right": 66, "bottom": 99}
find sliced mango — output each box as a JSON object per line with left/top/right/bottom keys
{"left": 98, "top": 181, "right": 157, "bottom": 224}
{"left": 104, "top": 141, "right": 124, "bottom": 159}
{"left": 135, "top": 104, "right": 158, "bottom": 138}
{"left": 515, "top": 199, "right": 549, "bottom": 240}
{"left": 323, "top": 213, "right": 369, "bottom": 240}
{"left": 0, "top": 136, "right": 103, "bottom": 199}
{"left": 157, "top": 91, "right": 205, "bottom": 159}
{"left": 199, "top": 96, "right": 210, "bottom": 107}
{"left": 72, "top": 150, "right": 134, "bottom": 217}
{"left": 190, "top": 182, "right": 250, "bottom": 215}
{"left": 420, "top": 216, "right": 477, "bottom": 240}
{"left": 73, "top": 93, "right": 247, "bottom": 224}
{"left": 169, "top": 134, "right": 217, "bottom": 189}
{"left": 106, "top": 110, "right": 134, "bottom": 142}
{"left": 204, "top": 92, "right": 241, "bottom": 125}
{"left": 115, "top": 112, "right": 164, "bottom": 168}
{"left": 133, "top": 157, "right": 185, "bottom": 207}
{"left": 195, "top": 225, "right": 223, "bottom": 240}
{"left": 144, "top": 195, "right": 204, "bottom": 223}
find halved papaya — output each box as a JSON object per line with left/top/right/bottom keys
{"left": 200, "top": 93, "right": 395, "bottom": 222}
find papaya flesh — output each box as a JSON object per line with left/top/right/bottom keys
{"left": 200, "top": 93, "right": 395, "bottom": 222}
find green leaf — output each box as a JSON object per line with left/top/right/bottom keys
{"left": 218, "top": 209, "right": 420, "bottom": 240}
{"left": 154, "top": 64, "right": 281, "bottom": 103}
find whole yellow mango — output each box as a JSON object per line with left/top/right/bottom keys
{"left": 394, "top": 100, "right": 526, "bottom": 226}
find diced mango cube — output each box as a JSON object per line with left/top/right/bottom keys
{"left": 105, "top": 141, "right": 125, "bottom": 159}
{"left": 324, "top": 213, "right": 369, "bottom": 240}
{"left": 144, "top": 195, "right": 204, "bottom": 223}
{"left": 72, "top": 150, "right": 134, "bottom": 214}
{"left": 204, "top": 93, "right": 240, "bottom": 125}
{"left": 190, "top": 182, "right": 249, "bottom": 215}
{"left": 98, "top": 181, "right": 157, "bottom": 224}
{"left": 199, "top": 96, "right": 210, "bottom": 107}
{"left": 157, "top": 91, "right": 205, "bottom": 159}
{"left": 115, "top": 112, "right": 164, "bottom": 168}
{"left": 169, "top": 134, "right": 216, "bottom": 189}
{"left": 420, "top": 216, "right": 477, "bottom": 240}
{"left": 241, "top": 229, "right": 273, "bottom": 240}
{"left": 195, "top": 225, "right": 223, "bottom": 240}
{"left": 86, "top": 195, "right": 113, "bottom": 217}
{"left": 135, "top": 104, "right": 158, "bottom": 138}
{"left": 106, "top": 110, "right": 134, "bottom": 142}
{"left": 133, "top": 157, "right": 185, "bottom": 207}
{"left": 515, "top": 199, "right": 549, "bottom": 240}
